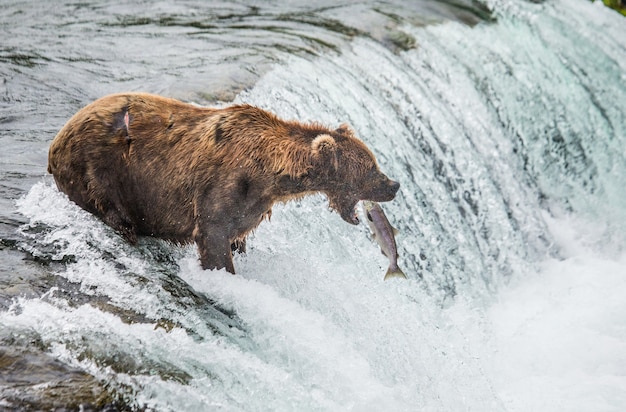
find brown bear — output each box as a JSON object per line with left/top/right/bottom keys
{"left": 48, "top": 93, "right": 399, "bottom": 273}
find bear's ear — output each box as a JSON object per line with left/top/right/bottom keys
{"left": 311, "top": 134, "right": 338, "bottom": 170}
{"left": 335, "top": 123, "right": 355, "bottom": 138}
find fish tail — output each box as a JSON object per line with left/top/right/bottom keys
{"left": 384, "top": 265, "right": 408, "bottom": 280}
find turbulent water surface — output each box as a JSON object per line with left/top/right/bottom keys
{"left": 1, "top": 0, "right": 625, "bottom": 410}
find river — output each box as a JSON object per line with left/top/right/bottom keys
{"left": 1, "top": 0, "right": 625, "bottom": 410}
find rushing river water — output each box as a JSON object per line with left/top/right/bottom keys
{"left": 1, "top": 0, "right": 626, "bottom": 410}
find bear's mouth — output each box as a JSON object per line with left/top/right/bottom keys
{"left": 340, "top": 204, "right": 360, "bottom": 225}
{"left": 329, "top": 196, "right": 360, "bottom": 225}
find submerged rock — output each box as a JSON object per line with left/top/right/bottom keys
{"left": 0, "top": 346, "right": 132, "bottom": 411}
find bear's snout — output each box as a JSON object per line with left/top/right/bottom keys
{"left": 388, "top": 180, "right": 400, "bottom": 195}
{"left": 367, "top": 178, "right": 400, "bottom": 202}
{"left": 381, "top": 179, "right": 400, "bottom": 200}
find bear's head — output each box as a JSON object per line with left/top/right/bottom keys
{"left": 311, "top": 125, "right": 400, "bottom": 225}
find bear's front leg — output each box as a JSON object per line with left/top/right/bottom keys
{"left": 194, "top": 226, "right": 235, "bottom": 274}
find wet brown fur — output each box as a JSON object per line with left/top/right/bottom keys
{"left": 48, "top": 93, "right": 399, "bottom": 273}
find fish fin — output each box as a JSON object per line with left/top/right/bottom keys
{"left": 384, "top": 266, "right": 408, "bottom": 281}
{"left": 392, "top": 227, "right": 399, "bottom": 236}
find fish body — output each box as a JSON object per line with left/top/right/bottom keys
{"left": 362, "top": 201, "right": 407, "bottom": 280}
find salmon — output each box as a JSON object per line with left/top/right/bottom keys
{"left": 362, "top": 201, "right": 407, "bottom": 280}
